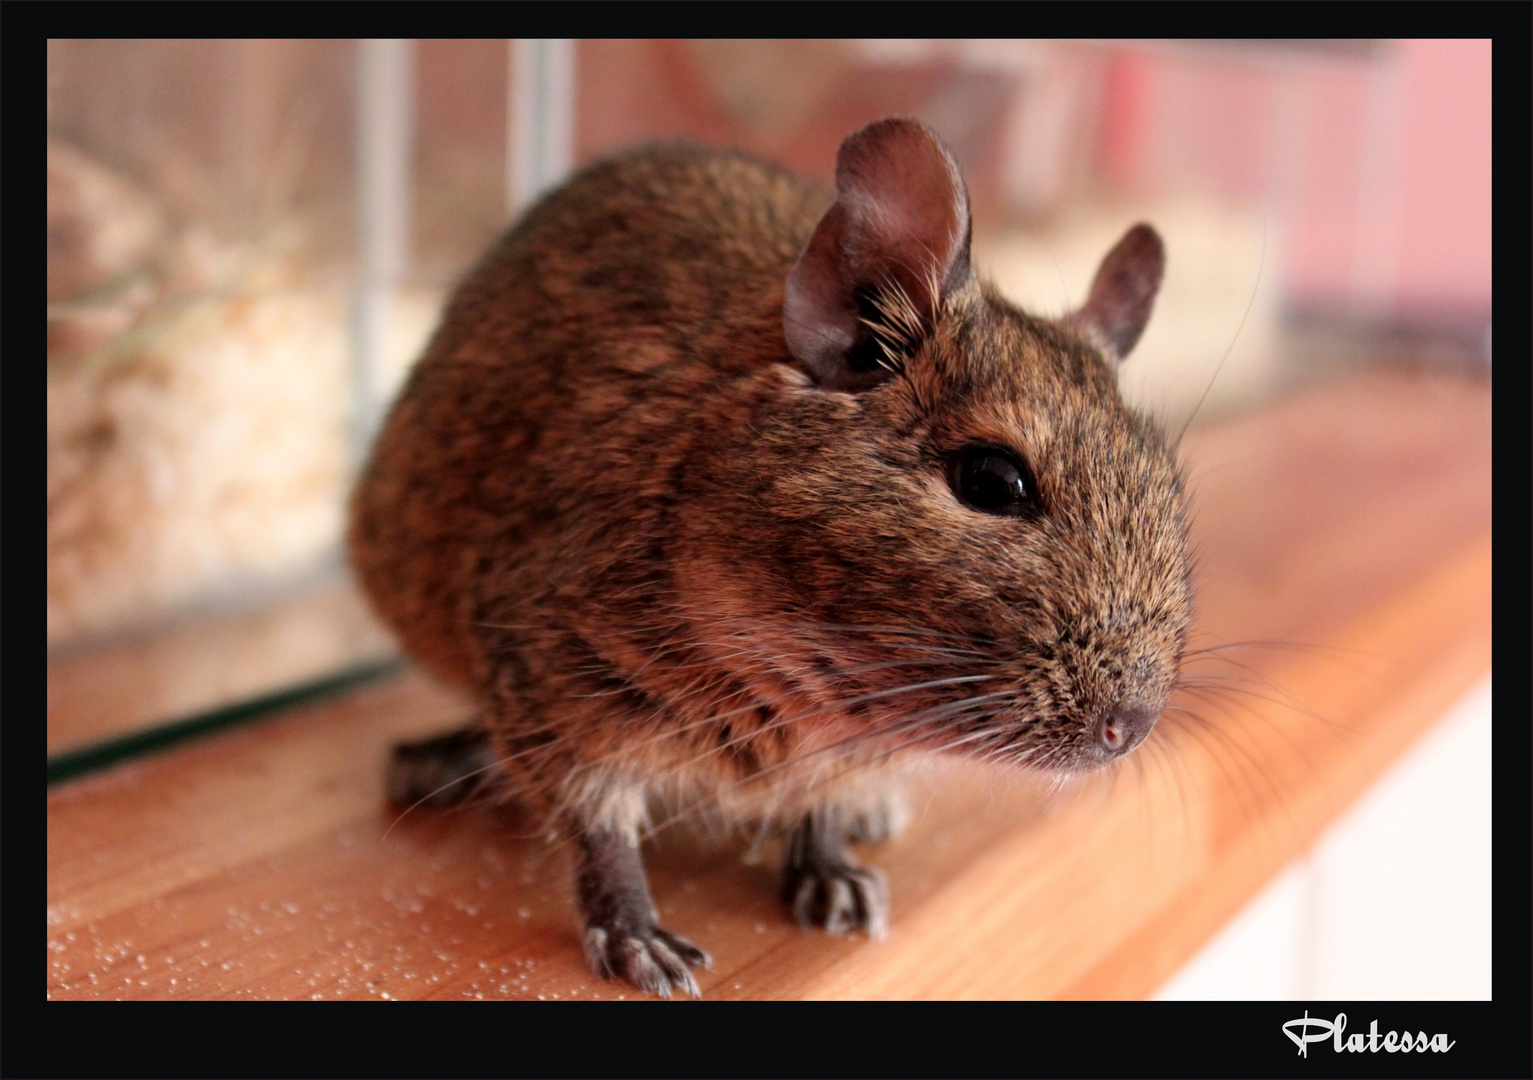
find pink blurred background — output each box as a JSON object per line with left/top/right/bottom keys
{"left": 1098, "top": 40, "right": 1491, "bottom": 329}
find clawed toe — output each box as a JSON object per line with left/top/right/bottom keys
{"left": 584, "top": 924, "right": 712, "bottom": 999}
{"left": 786, "top": 862, "right": 889, "bottom": 940}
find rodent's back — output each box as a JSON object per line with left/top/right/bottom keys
{"left": 348, "top": 145, "right": 830, "bottom": 690}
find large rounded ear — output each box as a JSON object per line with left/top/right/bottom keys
{"left": 784, "top": 118, "right": 973, "bottom": 392}
{"left": 1066, "top": 223, "right": 1165, "bottom": 364}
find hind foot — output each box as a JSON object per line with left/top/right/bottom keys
{"left": 386, "top": 726, "right": 498, "bottom": 808}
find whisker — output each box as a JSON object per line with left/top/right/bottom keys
{"left": 1175, "top": 680, "right": 1355, "bottom": 740}
{"left": 725, "top": 689, "right": 1022, "bottom": 790}
{"left": 615, "top": 696, "right": 1014, "bottom": 851}
{"left": 1174, "top": 213, "right": 1265, "bottom": 451}
{"left": 1161, "top": 704, "right": 1302, "bottom": 843}
{"left": 617, "top": 678, "right": 1012, "bottom": 795}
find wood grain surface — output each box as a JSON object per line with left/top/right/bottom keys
{"left": 46, "top": 370, "right": 1492, "bottom": 1000}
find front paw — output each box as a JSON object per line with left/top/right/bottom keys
{"left": 784, "top": 861, "right": 889, "bottom": 939}
{"left": 583, "top": 923, "right": 711, "bottom": 999}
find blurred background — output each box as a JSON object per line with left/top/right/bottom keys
{"left": 46, "top": 40, "right": 1491, "bottom": 997}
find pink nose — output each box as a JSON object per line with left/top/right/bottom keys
{"left": 1095, "top": 703, "right": 1157, "bottom": 755}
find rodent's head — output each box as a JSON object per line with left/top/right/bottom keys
{"left": 679, "top": 119, "right": 1193, "bottom": 774}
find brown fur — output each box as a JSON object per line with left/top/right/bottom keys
{"left": 349, "top": 125, "right": 1193, "bottom": 978}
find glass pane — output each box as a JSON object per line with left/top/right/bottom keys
{"left": 47, "top": 40, "right": 377, "bottom": 757}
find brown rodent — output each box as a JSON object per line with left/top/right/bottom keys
{"left": 349, "top": 118, "right": 1192, "bottom": 998}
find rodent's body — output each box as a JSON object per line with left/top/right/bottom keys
{"left": 350, "top": 121, "right": 1192, "bottom": 997}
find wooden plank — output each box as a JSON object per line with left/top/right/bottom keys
{"left": 46, "top": 371, "right": 1492, "bottom": 1000}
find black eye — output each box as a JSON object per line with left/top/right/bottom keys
{"left": 951, "top": 447, "right": 1035, "bottom": 517}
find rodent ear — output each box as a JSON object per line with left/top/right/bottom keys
{"left": 784, "top": 118, "right": 973, "bottom": 392}
{"left": 1067, "top": 223, "right": 1165, "bottom": 364}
